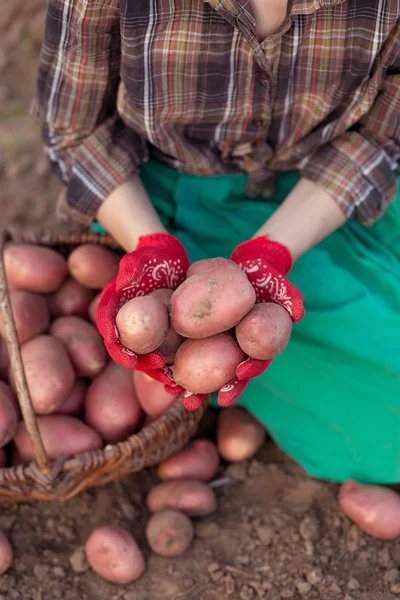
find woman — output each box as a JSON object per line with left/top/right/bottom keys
{"left": 32, "top": 0, "right": 400, "bottom": 538}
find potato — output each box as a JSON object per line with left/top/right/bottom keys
{"left": 17, "top": 335, "right": 75, "bottom": 414}
{"left": 88, "top": 293, "right": 101, "bottom": 324}
{"left": 48, "top": 277, "right": 96, "bottom": 318}
{"left": 0, "top": 382, "right": 18, "bottom": 447}
{"left": 4, "top": 244, "right": 67, "bottom": 293}
{"left": 147, "top": 480, "right": 217, "bottom": 517}
{"left": 0, "top": 290, "right": 50, "bottom": 344}
{"left": 12, "top": 415, "right": 102, "bottom": 463}
{"left": 0, "top": 532, "right": 13, "bottom": 575}
{"left": 186, "top": 257, "right": 236, "bottom": 278}
{"left": 68, "top": 245, "right": 120, "bottom": 289}
{"left": 51, "top": 316, "right": 106, "bottom": 378}
{"left": 171, "top": 265, "right": 255, "bottom": 338}
{"left": 217, "top": 407, "right": 266, "bottom": 462}
{"left": 149, "top": 288, "right": 173, "bottom": 309}
{"left": 85, "top": 362, "right": 142, "bottom": 444}
{"left": 158, "top": 327, "right": 184, "bottom": 364}
{"left": 173, "top": 333, "right": 245, "bottom": 394}
{"left": 133, "top": 371, "right": 177, "bottom": 417}
{"left": 85, "top": 525, "right": 145, "bottom": 583}
{"left": 116, "top": 296, "right": 169, "bottom": 354}
{"left": 54, "top": 380, "right": 87, "bottom": 416}
{"left": 146, "top": 509, "right": 194, "bottom": 557}
{"left": 158, "top": 439, "right": 219, "bottom": 482}
{"left": 235, "top": 302, "right": 292, "bottom": 360}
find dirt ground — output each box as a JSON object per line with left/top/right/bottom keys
{"left": 1, "top": 2, "right": 400, "bottom": 599}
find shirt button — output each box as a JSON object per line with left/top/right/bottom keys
{"left": 251, "top": 118, "right": 264, "bottom": 128}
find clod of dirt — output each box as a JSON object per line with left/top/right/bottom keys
{"left": 69, "top": 547, "right": 89, "bottom": 574}
{"left": 299, "top": 515, "right": 320, "bottom": 542}
{"left": 195, "top": 521, "right": 221, "bottom": 539}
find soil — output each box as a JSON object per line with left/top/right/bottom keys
{"left": 1, "top": 2, "right": 400, "bottom": 599}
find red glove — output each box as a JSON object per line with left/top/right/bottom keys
{"left": 96, "top": 233, "right": 189, "bottom": 387}
{"left": 182, "top": 236, "right": 305, "bottom": 410}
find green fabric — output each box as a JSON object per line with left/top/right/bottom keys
{"left": 93, "top": 160, "right": 400, "bottom": 484}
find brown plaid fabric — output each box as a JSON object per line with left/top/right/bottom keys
{"left": 32, "top": 0, "right": 400, "bottom": 225}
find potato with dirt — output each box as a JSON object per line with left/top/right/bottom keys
{"left": 171, "top": 264, "right": 255, "bottom": 338}
{"left": 146, "top": 509, "right": 194, "bottom": 557}
{"left": 173, "top": 333, "right": 246, "bottom": 394}
{"left": 147, "top": 480, "right": 217, "bottom": 517}
{"left": 116, "top": 295, "right": 169, "bottom": 354}
{"left": 12, "top": 415, "right": 102, "bottom": 463}
{"left": 85, "top": 362, "right": 142, "bottom": 444}
{"left": 235, "top": 302, "right": 293, "bottom": 360}
{"left": 50, "top": 316, "right": 107, "bottom": 378}
{"left": 4, "top": 244, "right": 68, "bottom": 292}
{"left": 16, "top": 335, "right": 75, "bottom": 414}
{"left": 158, "top": 439, "right": 220, "bottom": 482}
{"left": 0, "top": 290, "right": 50, "bottom": 344}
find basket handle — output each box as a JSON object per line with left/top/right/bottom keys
{"left": 0, "top": 229, "right": 50, "bottom": 474}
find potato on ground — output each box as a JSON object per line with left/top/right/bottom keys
{"left": 0, "top": 532, "right": 13, "bottom": 575}
{"left": 0, "top": 290, "right": 50, "bottom": 344}
{"left": 12, "top": 415, "right": 102, "bottom": 463}
{"left": 4, "top": 244, "right": 67, "bottom": 293}
{"left": 217, "top": 407, "right": 266, "bottom": 462}
{"left": 235, "top": 302, "right": 292, "bottom": 360}
{"left": 0, "top": 382, "right": 18, "bottom": 447}
{"left": 54, "top": 380, "right": 87, "bottom": 416}
{"left": 171, "top": 264, "right": 255, "bottom": 338}
{"left": 174, "top": 333, "right": 246, "bottom": 394}
{"left": 85, "top": 362, "right": 142, "bottom": 444}
{"left": 186, "top": 257, "right": 236, "bottom": 278}
{"left": 51, "top": 316, "right": 106, "bottom": 378}
{"left": 133, "top": 371, "right": 177, "bottom": 417}
{"left": 48, "top": 277, "right": 96, "bottom": 318}
{"left": 68, "top": 245, "right": 120, "bottom": 289}
{"left": 85, "top": 525, "right": 145, "bottom": 584}
{"left": 146, "top": 509, "right": 194, "bottom": 557}
{"left": 116, "top": 295, "right": 169, "bottom": 354}
{"left": 158, "top": 439, "right": 219, "bottom": 482}
{"left": 17, "top": 335, "right": 75, "bottom": 414}
{"left": 147, "top": 480, "right": 217, "bottom": 517}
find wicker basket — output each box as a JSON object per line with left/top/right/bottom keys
{"left": 0, "top": 228, "right": 208, "bottom": 503}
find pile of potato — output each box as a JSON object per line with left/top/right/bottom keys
{"left": 0, "top": 242, "right": 223, "bottom": 582}
{"left": 117, "top": 257, "right": 293, "bottom": 396}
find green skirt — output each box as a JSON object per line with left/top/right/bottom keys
{"left": 93, "top": 160, "right": 400, "bottom": 484}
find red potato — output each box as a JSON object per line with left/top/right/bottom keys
{"left": 48, "top": 277, "right": 96, "bottom": 318}
{"left": 149, "top": 289, "right": 184, "bottom": 363}
{"left": 17, "top": 335, "right": 75, "bottom": 414}
{"left": 171, "top": 265, "right": 256, "bottom": 338}
{"left": 0, "top": 532, "right": 13, "bottom": 575}
{"left": 4, "top": 244, "right": 67, "bottom": 293}
{"left": 147, "top": 480, "right": 217, "bottom": 517}
{"left": 0, "top": 290, "right": 50, "bottom": 344}
{"left": 85, "top": 525, "right": 145, "bottom": 584}
{"left": 85, "top": 362, "right": 142, "bottom": 444}
{"left": 68, "top": 245, "right": 120, "bottom": 289}
{"left": 12, "top": 415, "right": 102, "bottom": 463}
{"left": 146, "top": 509, "right": 194, "bottom": 557}
{"left": 51, "top": 316, "right": 107, "bottom": 378}
{"left": 158, "top": 439, "right": 220, "bottom": 482}
{"left": 186, "top": 257, "right": 236, "bottom": 278}
{"left": 149, "top": 288, "right": 173, "bottom": 310}
{"left": 133, "top": 371, "right": 177, "bottom": 417}
{"left": 235, "top": 302, "right": 292, "bottom": 360}
{"left": 0, "top": 382, "right": 18, "bottom": 447}
{"left": 88, "top": 293, "right": 101, "bottom": 324}
{"left": 173, "top": 333, "right": 246, "bottom": 394}
{"left": 0, "top": 381, "right": 20, "bottom": 419}
{"left": 217, "top": 407, "right": 266, "bottom": 462}
{"left": 116, "top": 296, "right": 169, "bottom": 354}
{"left": 54, "top": 380, "right": 87, "bottom": 416}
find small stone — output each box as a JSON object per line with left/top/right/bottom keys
{"left": 207, "top": 562, "right": 223, "bottom": 583}
{"left": 195, "top": 521, "right": 220, "bottom": 539}
{"left": 262, "top": 581, "right": 272, "bottom": 590}
{"left": 226, "top": 462, "right": 247, "bottom": 482}
{"left": 183, "top": 578, "right": 195, "bottom": 588}
{"left": 299, "top": 515, "right": 320, "bottom": 541}
{"left": 391, "top": 583, "right": 400, "bottom": 594}
{"left": 280, "top": 590, "right": 294, "bottom": 598}
{"left": 304, "top": 540, "right": 314, "bottom": 556}
{"left": 237, "top": 554, "right": 250, "bottom": 566}
{"left": 256, "top": 525, "right": 273, "bottom": 545}
{"left": 119, "top": 500, "right": 138, "bottom": 521}
{"left": 53, "top": 566, "right": 66, "bottom": 577}
{"left": 224, "top": 574, "right": 236, "bottom": 595}
{"left": 33, "top": 564, "right": 49, "bottom": 579}
{"left": 69, "top": 547, "right": 89, "bottom": 574}
{"left": 347, "top": 578, "right": 360, "bottom": 591}
{"left": 384, "top": 568, "right": 399, "bottom": 584}
{"left": 296, "top": 581, "right": 311, "bottom": 595}
{"left": 306, "top": 568, "right": 323, "bottom": 585}
{"left": 329, "top": 583, "right": 342, "bottom": 594}
{"left": 239, "top": 584, "right": 256, "bottom": 600}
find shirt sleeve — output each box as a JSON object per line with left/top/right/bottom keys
{"left": 31, "top": 0, "right": 149, "bottom": 225}
{"left": 299, "top": 31, "right": 400, "bottom": 225}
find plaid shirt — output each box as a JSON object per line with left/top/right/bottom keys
{"left": 32, "top": 0, "right": 400, "bottom": 226}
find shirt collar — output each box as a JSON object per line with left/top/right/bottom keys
{"left": 205, "top": 0, "right": 346, "bottom": 22}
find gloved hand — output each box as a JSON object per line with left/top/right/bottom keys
{"left": 182, "top": 236, "right": 305, "bottom": 410}
{"left": 96, "top": 233, "right": 190, "bottom": 387}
